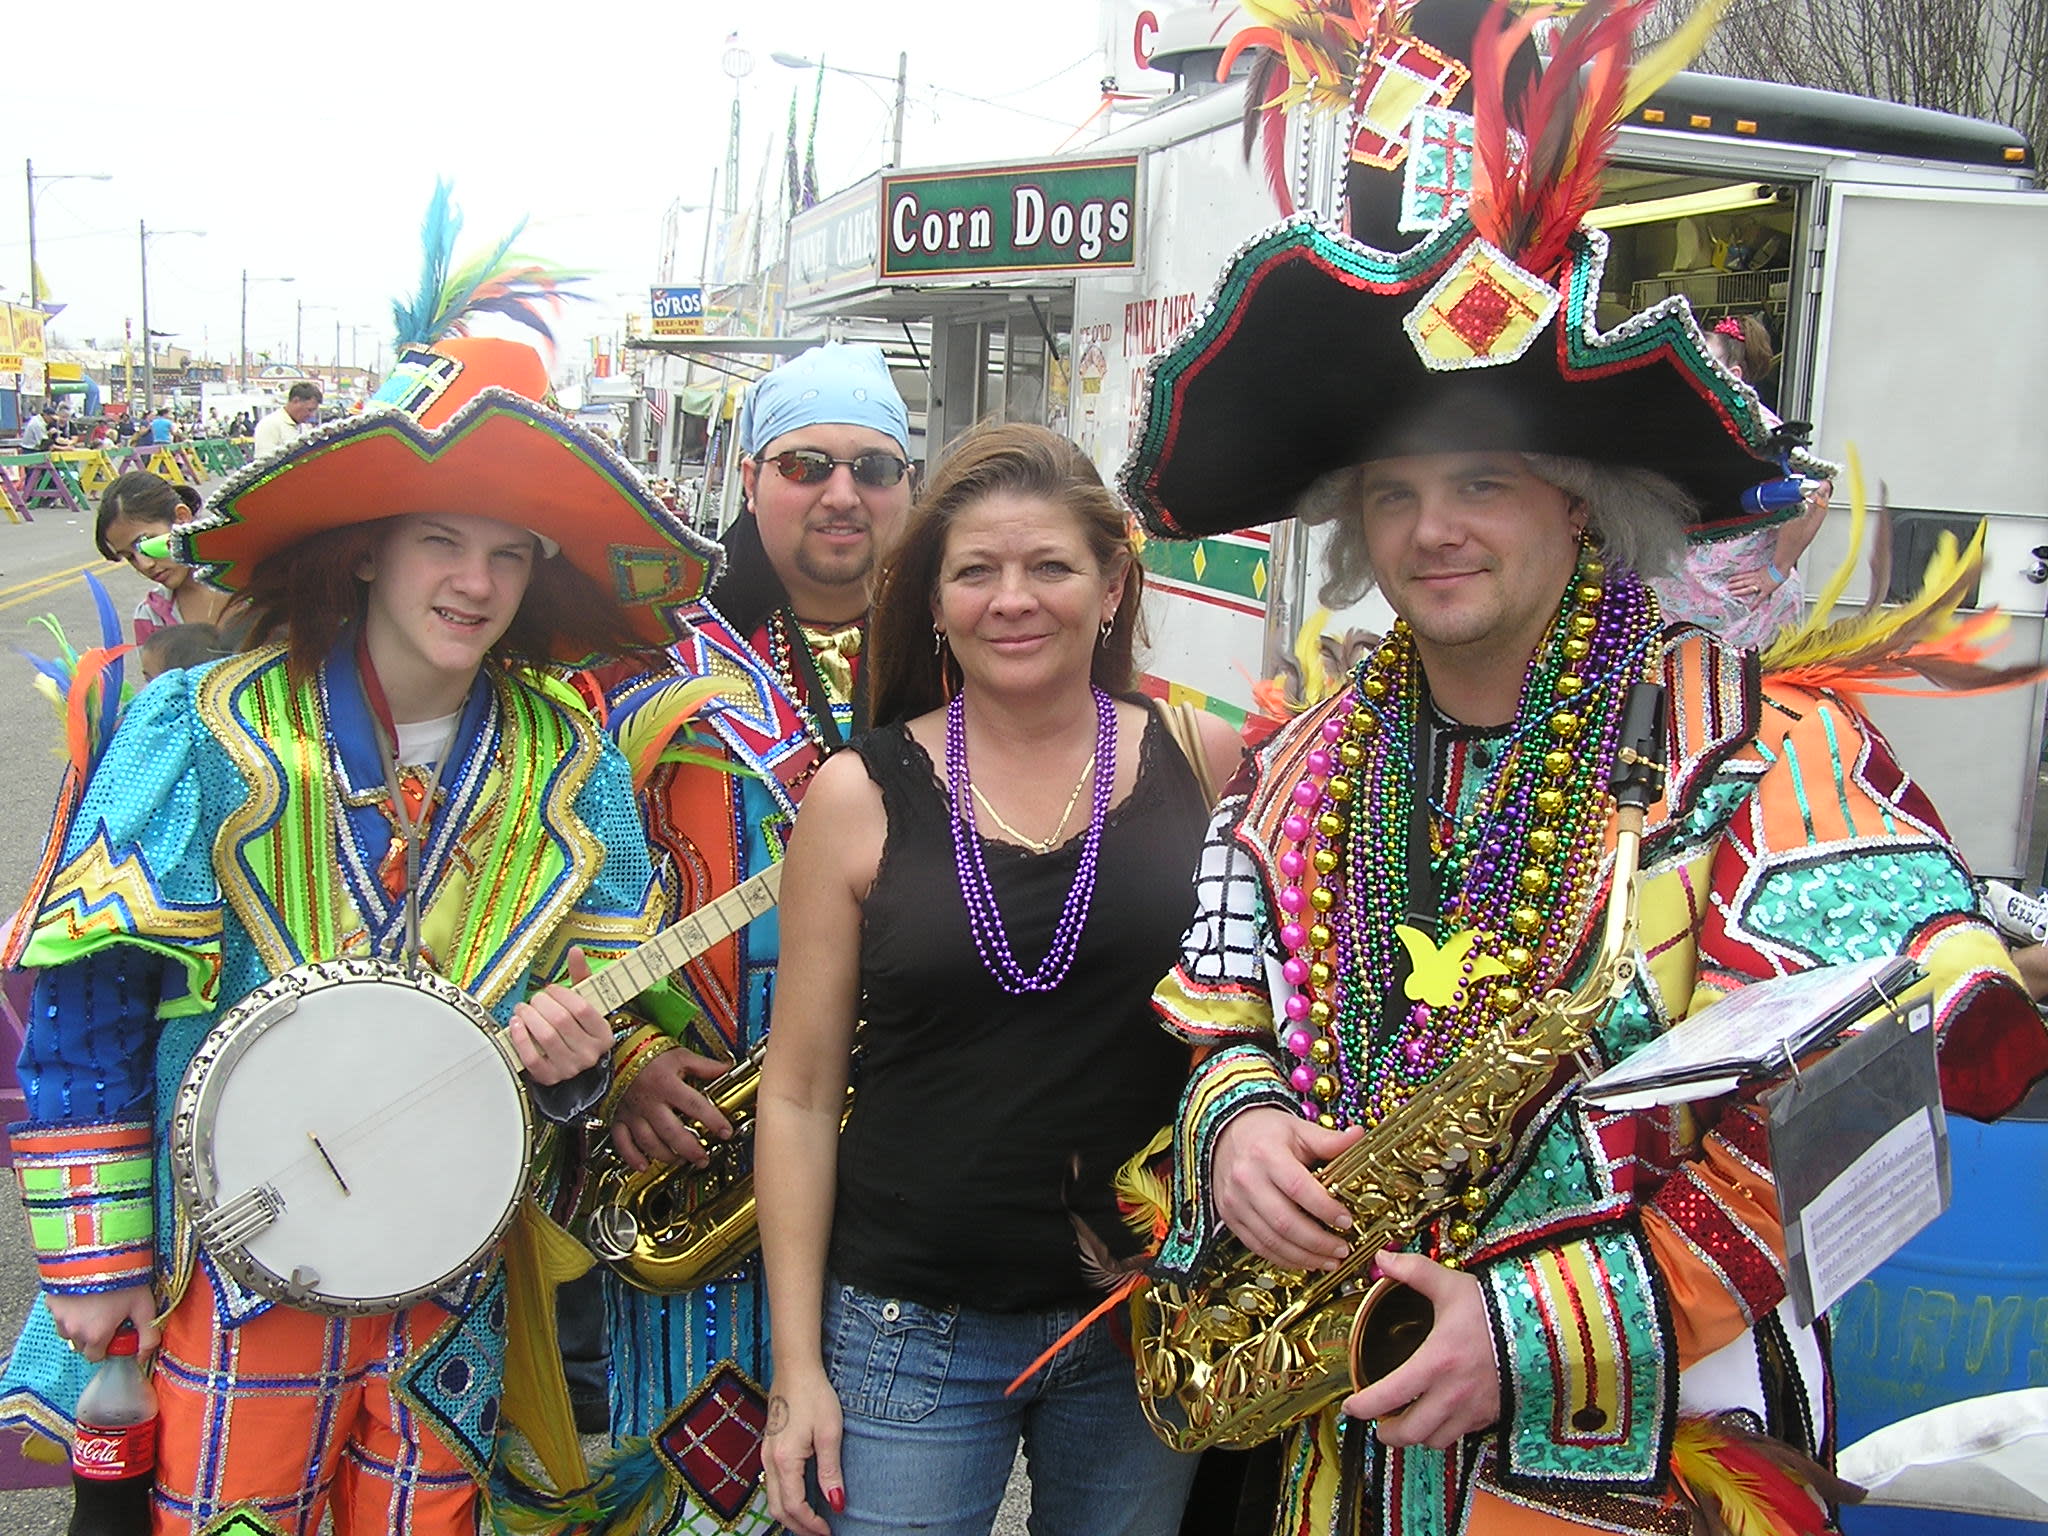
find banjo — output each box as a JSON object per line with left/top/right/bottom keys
{"left": 169, "top": 864, "right": 783, "bottom": 1316}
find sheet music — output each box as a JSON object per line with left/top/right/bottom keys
{"left": 1580, "top": 955, "right": 1921, "bottom": 1108}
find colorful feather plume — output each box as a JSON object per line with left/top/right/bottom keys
{"left": 392, "top": 179, "right": 587, "bottom": 353}
{"left": 1469, "top": 0, "right": 1725, "bottom": 276}
{"left": 1113, "top": 1122, "right": 1176, "bottom": 1244}
{"left": 1668, "top": 1415, "right": 1861, "bottom": 1536}
{"left": 5, "top": 574, "right": 135, "bottom": 971}
{"left": 1760, "top": 449, "right": 2048, "bottom": 701}
{"left": 16, "top": 571, "right": 132, "bottom": 773}
{"left": 1222, "top": 0, "right": 1424, "bottom": 209}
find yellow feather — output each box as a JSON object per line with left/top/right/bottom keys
{"left": 1295, "top": 608, "right": 1332, "bottom": 693}
{"left": 1760, "top": 515, "right": 1991, "bottom": 680}
{"left": 1621, "top": 0, "right": 1733, "bottom": 117}
{"left": 1807, "top": 444, "right": 1867, "bottom": 623}
{"left": 1114, "top": 1123, "right": 1176, "bottom": 1242}
{"left": 612, "top": 677, "right": 747, "bottom": 789}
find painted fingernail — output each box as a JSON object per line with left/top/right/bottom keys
{"left": 826, "top": 1486, "right": 847, "bottom": 1513}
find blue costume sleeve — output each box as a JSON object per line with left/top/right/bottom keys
{"left": 10, "top": 951, "right": 168, "bottom": 1294}
{"left": 18, "top": 948, "right": 167, "bottom": 1128}
{"left": 9, "top": 671, "right": 218, "bottom": 1294}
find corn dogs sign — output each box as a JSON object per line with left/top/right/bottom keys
{"left": 880, "top": 157, "right": 1139, "bottom": 280}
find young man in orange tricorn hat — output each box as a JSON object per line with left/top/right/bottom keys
{"left": 0, "top": 209, "right": 721, "bottom": 1531}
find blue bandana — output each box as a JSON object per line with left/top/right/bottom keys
{"left": 739, "top": 343, "right": 910, "bottom": 457}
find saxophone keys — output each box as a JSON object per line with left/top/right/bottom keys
{"left": 1229, "top": 1284, "right": 1280, "bottom": 1318}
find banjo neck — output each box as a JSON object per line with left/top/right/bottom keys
{"left": 573, "top": 864, "right": 785, "bottom": 1017}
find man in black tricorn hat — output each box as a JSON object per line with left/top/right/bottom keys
{"left": 1125, "top": 3, "right": 2048, "bottom": 1531}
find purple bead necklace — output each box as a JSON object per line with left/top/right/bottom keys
{"left": 945, "top": 686, "right": 1116, "bottom": 995}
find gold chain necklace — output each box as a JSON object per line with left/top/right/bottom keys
{"left": 970, "top": 753, "right": 1098, "bottom": 853}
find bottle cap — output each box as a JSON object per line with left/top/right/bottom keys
{"left": 105, "top": 1322, "right": 139, "bottom": 1358}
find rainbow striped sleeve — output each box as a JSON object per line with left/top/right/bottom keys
{"left": 11, "top": 1119, "right": 155, "bottom": 1294}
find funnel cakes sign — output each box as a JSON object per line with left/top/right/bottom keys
{"left": 880, "top": 157, "right": 1139, "bottom": 279}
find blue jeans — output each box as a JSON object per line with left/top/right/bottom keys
{"left": 814, "top": 1280, "right": 1197, "bottom": 1536}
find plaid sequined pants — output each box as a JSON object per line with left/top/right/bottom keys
{"left": 150, "top": 1263, "right": 477, "bottom": 1535}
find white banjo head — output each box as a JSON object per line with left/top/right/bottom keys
{"left": 171, "top": 959, "right": 532, "bottom": 1315}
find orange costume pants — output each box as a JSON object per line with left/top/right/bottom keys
{"left": 150, "top": 1263, "right": 478, "bottom": 1535}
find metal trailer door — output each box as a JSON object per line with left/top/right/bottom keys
{"left": 1802, "top": 183, "right": 2048, "bottom": 878}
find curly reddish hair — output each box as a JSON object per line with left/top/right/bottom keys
{"left": 230, "top": 518, "right": 639, "bottom": 680}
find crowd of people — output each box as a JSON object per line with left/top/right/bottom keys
{"left": 7, "top": 392, "right": 337, "bottom": 456}
{"left": 4, "top": 10, "right": 2048, "bottom": 1536}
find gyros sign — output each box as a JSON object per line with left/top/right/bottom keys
{"left": 879, "top": 157, "right": 1139, "bottom": 280}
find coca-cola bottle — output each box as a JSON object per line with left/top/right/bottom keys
{"left": 68, "top": 1321, "right": 157, "bottom": 1536}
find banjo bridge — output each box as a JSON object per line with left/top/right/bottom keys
{"left": 199, "top": 1184, "right": 285, "bottom": 1252}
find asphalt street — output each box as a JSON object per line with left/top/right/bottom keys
{"left": 0, "top": 505, "right": 1040, "bottom": 1532}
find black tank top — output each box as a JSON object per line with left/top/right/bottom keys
{"left": 830, "top": 710, "right": 1209, "bottom": 1311}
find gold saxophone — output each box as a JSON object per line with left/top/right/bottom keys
{"left": 574, "top": 1039, "right": 858, "bottom": 1294}
{"left": 1132, "top": 682, "right": 1668, "bottom": 1453}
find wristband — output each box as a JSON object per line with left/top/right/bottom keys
{"left": 1766, "top": 563, "right": 1786, "bottom": 583}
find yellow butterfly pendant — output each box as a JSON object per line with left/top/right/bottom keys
{"left": 1394, "top": 924, "right": 1514, "bottom": 1009}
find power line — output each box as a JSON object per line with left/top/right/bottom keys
{"left": 982, "top": 49, "right": 1098, "bottom": 100}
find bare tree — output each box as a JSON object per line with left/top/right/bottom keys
{"left": 1656, "top": 0, "right": 2048, "bottom": 180}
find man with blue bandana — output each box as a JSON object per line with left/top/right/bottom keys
{"left": 574, "top": 344, "right": 914, "bottom": 1535}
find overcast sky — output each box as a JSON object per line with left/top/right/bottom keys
{"left": 4, "top": 0, "right": 1166, "bottom": 377}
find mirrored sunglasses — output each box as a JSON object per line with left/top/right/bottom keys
{"left": 764, "top": 448, "right": 910, "bottom": 488}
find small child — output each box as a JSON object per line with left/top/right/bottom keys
{"left": 137, "top": 622, "right": 225, "bottom": 681}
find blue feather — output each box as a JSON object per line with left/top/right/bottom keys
{"left": 393, "top": 179, "right": 462, "bottom": 346}
{"left": 85, "top": 571, "right": 122, "bottom": 652}
{"left": 14, "top": 648, "right": 73, "bottom": 690}
{"left": 85, "top": 572, "right": 125, "bottom": 739}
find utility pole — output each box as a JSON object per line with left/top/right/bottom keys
{"left": 722, "top": 41, "right": 753, "bottom": 225}
{"left": 700, "top": 167, "right": 720, "bottom": 282}
{"left": 892, "top": 51, "right": 908, "bottom": 168}
{"left": 140, "top": 220, "right": 152, "bottom": 412}
{"left": 25, "top": 161, "right": 39, "bottom": 314}
{"left": 137, "top": 223, "right": 202, "bottom": 413}
{"left": 27, "top": 159, "right": 111, "bottom": 315}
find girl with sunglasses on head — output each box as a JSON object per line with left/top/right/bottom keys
{"left": 94, "top": 472, "right": 235, "bottom": 643}
{"left": 754, "top": 423, "right": 1242, "bottom": 1536}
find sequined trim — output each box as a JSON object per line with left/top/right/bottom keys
{"left": 1645, "top": 1167, "right": 1781, "bottom": 1327}
{"left": 1153, "top": 1046, "right": 1294, "bottom": 1281}
{"left": 1483, "top": 1221, "right": 1674, "bottom": 1492}
{"left": 24, "top": 830, "right": 225, "bottom": 1007}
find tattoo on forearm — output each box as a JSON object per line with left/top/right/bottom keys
{"left": 766, "top": 1394, "right": 790, "bottom": 1435}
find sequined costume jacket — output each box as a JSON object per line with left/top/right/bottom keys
{"left": 1152, "top": 627, "right": 2048, "bottom": 1536}
{"left": 575, "top": 595, "right": 851, "bottom": 1536}
{"left": 0, "top": 641, "right": 660, "bottom": 1475}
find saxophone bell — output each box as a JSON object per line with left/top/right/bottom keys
{"left": 1347, "top": 1274, "right": 1435, "bottom": 1388}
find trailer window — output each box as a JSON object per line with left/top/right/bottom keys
{"left": 1586, "top": 168, "right": 1802, "bottom": 417}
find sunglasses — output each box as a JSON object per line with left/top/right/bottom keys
{"left": 762, "top": 448, "right": 910, "bottom": 488}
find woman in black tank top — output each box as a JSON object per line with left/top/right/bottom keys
{"left": 755, "top": 425, "right": 1241, "bottom": 1536}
